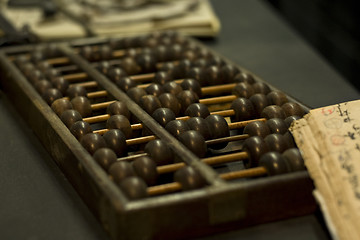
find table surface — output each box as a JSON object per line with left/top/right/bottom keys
{"left": 1, "top": 0, "right": 359, "bottom": 239}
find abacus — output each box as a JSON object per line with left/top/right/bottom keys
{"left": 0, "top": 31, "right": 316, "bottom": 240}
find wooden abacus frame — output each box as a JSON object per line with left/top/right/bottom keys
{"left": 0, "top": 35, "right": 316, "bottom": 240}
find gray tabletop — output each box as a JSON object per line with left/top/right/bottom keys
{"left": 0, "top": 0, "right": 358, "bottom": 239}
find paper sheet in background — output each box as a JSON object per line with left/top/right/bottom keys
{"left": 291, "top": 100, "right": 360, "bottom": 240}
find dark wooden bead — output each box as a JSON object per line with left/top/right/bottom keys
{"left": 163, "top": 81, "right": 183, "bottom": 95}
{"left": 166, "top": 44, "right": 183, "bottom": 60}
{"left": 71, "top": 96, "right": 92, "bottom": 117}
{"left": 207, "top": 55, "right": 224, "bottom": 67}
{"left": 184, "top": 103, "right": 210, "bottom": 118}
{"left": 186, "top": 67, "right": 206, "bottom": 86}
{"left": 283, "top": 131, "right": 296, "bottom": 148}
{"left": 177, "top": 59, "right": 192, "bottom": 73}
{"left": 70, "top": 121, "right": 92, "bottom": 140}
{"left": 60, "top": 110, "right": 82, "bottom": 129}
{"left": 28, "top": 69, "right": 44, "bottom": 84}
{"left": 80, "top": 46, "right": 93, "bottom": 60}
{"left": 144, "top": 139, "right": 174, "bottom": 165}
{"left": 243, "top": 136, "right": 269, "bottom": 168}
{"left": 282, "top": 102, "right": 305, "bottom": 118}
{"left": 146, "top": 83, "right": 164, "bottom": 97}
{"left": 267, "top": 91, "right": 288, "bottom": 106}
{"left": 97, "top": 61, "right": 111, "bottom": 74}
{"left": 120, "top": 57, "right": 140, "bottom": 75}
{"left": 127, "top": 87, "right": 147, "bottom": 104}
{"left": 42, "top": 88, "right": 63, "bottom": 105}
{"left": 51, "top": 77, "right": 69, "bottom": 95}
{"left": 36, "top": 61, "right": 51, "bottom": 72}
{"left": 231, "top": 98, "right": 256, "bottom": 121}
{"left": 106, "top": 115, "right": 132, "bottom": 139}
{"left": 153, "top": 71, "right": 173, "bottom": 85}
{"left": 115, "top": 77, "right": 137, "bottom": 92}
{"left": 266, "top": 118, "right": 288, "bottom": 134}
{"left": 136, "top": 54, "right": 157, "bottom": 73}
{"left": 181, "top": 50, "right": 197, "bottom": 61}
{"left": 180, "top": 79, "right": 202, "bottom": 98}
{"left": 30, "top": 50, "right": 45, "bottom": 63}
{"left": 283, "top": 148, "right": 305, "bottom": 172}
{"left": 98, "top": 45, "right": 112, "bottom": 60}
{"left": 119, "top": 176, "right": 148, "bottom": 200}
{"left": 232, "top": 82, "right": 255, "bottom": 98}
{"left": 179, "top": 130, "right": 207, "bottom": 157}
{"left": 139, "top": 95, "right": 162, "bottom": 115}
{"left": 34, "top": 80, "right": 53, "bottom": 95}
{"left": 284, "top": 116, "right": 301, "bottom": 128}
{"left": 259, "top": 152, "right": 289, "bottom": 176}
{"left": 261, "top": 105, "right": 286, "bottom": 119}
{"left": 152, "top": 108, "right": 176, "bottom": 127}
{"left": 154, "top": 45, "right": 168, "bottom": 62}
{"left": 204, "top": 65, "right": 222, "bottom": 85}
{"left": 165, "top": 120, "right": 190, "bottom": 138}
{"left": 220, "top": 65, "right": 240, "bottom": 83}
{"left": 205, "top": 115, "right": 230, "bottom": 150}
{"left": 108, "top": 67, "right": 128, "bottom": 82}
{"left": 158, "top": 62, "right": 176, "bottom": 76}
{"left": 249, "top": 93, "right": 269, "bottom": 117}
{"left": 133, "top": 156, "right": 158, "bottom": 185}
{"left": 264, "top": 133, "right": 289, "bottom": 153}
{"left": 177, "top": 90, "right": 199, "bottom": 114}
{"left": 93, "top": 148, "right": 117, "bottom": 170}
{"left": 243, "top": 121, "right": 270, "bottom": 138}
{"left": 103, "top": 129, "right": 127, "bottom": 156}
{"left": 234, "top": 72, "right": 255, "bottom": 84}
{"left": 51, "top": 98, "right": 73, "bottom": 116}
{"left": 66, "top": 85, "right": 87, "bottom": 99}
{"left": 158, "top": 93, "right": 181, "bottom": 116}
{"left": 20, "top": 63, "right": 35, "bottom": 77}
{"left": 106, "top": 101, "right": 130, "bottom": 119}
{"left": 252, "top": 82, "right": 271, "bottom": 95}
{"left": 187, "top": 117, "right": 211, "bottom": 140}
{"left": 174, "top": 166, "right": 206, "bottom": 190}
{"left": 109, "top": 161, "right": 135, "bottom": 185}
{"left": 15, "top": 55, "right": 29, "bottom": 67}
{"left": 44, "top": 68, "right": 60, "bottom": 80}
{"left": 80, "top": 133, "right": 107, "bottom": 155}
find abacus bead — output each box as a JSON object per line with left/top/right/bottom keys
{"left": 28, "top": 69, "right": 44, "bottom": 84}
{"left": 51, "top": 77, "right": 69, "bottom": 95}
{"left": 93, "top": 148, "right": 117, "bottom": 170}
{"left": 243, "top": 121, "right": 270, "bottom": 138}
{"left": 259, "top": 152, "right": 289, "bottom": 176}
{"left": 45, "top": 68, "right": 60, "bottom": 80}
{"left": 264, "top": 133, "right": 289, "bottom": 153}
{"left": 144, "top": 140, "right": 174, "bottom": 165}
{"left": 249, "top": 93, "right": 269, "bottom": 117}
{"left": 43, "top": 88, "right": 63, "bottom": 105}
{"left": 163, "top": 81, "right": 183, "bottom": 95}
{"left": 70, "top": 121, "right": 92, "bottom": 140}
{"left": 97, "top": 61, "right": 111, "bottom": 74}
{"left": 98, "top": 45, "right": 112, "bottom": 60}
{"left": 51, "top": 98, "right": 73, "bottom": 116}
{"left": 80, "top": 46, "right": 93, "bottom": 60}
{"left": 267, "top": 91, "right": 288, "bottom": 106}
{"left": 80, "top": 133, "right": 107, "bottom": 155}
{"left": 115, "top": 77, "right": 137, "bottom": 92}
{"left": 283, "top": 131, "right": 296, "bottom": 148}
{"left": 36, "top": 61, "right": 51, "bottom": 72}
{"left": 34, "top": 80, "right": 53, "bottom": 95}
{"left": 180, "top": 79, "right": 202, "bottom": 98}
{"left": 119, "top": 176, "right": 148, "bottom": 200}
{"left": 220, "top": 65, "right": 240, "bottom": 83}
{"left": 266, "top": 118, "right": 288, "bottom": 134}
{"left": 136, "top": 54, "right": 157, "bottom": 73}
{"left": 234, "top": 72, "right": 255, "bottom": 84}
{"left": 158, "top": 93, "right": 181, "bottom": 116}
{"left": 66, "top": 85, "right": 87, "bottom": 99}
{"left": 206, "top": 114, "right": 230, "bottom": 149}
{"left": 185, "top": 103, "right": 210, "bottom": 118}
{"left": 109, "top": 161, "right": 135, "bottom": 184}
{"left": 281, "top": 102, "right": 305, "bottom": 118}
{"left": 177, "top": 90, "right": 199, "bottom": 114}
{"left": 231, "top": 98, "right": 256, "bottom": 121}
{"left": 71, "top": 96, "right": 92, "bottom": 117}
{"left": 106, "top": 101, "right": 130, "bottom": 119}
{"left": 282, "top": 148, "right": 305, "bottom": 172}
{"left": 186, "top": 67, "right": 205, "bottom": 86}
{"left": 178, "top": 130, "right": 207, "bottom": 158}
{"left": 155, "top": 45, "right": 168, "bottom": 62}
{"left": 108, "top": 67, "right": 128, "bottom": 82}
{"left": 152, "top": 108, "right": 176, "bottom": 127}
{"left": 252, "top": 82, "right": 271, "bottom": 95}
{"left": 243, "top": 136, "right": 269, "bottom": 168}
{"left": 146, "top": 83, "right": 164, "bottom": 97}
{"left": 232, "top": 82, "right": 255, "bottom": 98}
{"left": 103, "top": 129, "right": 127, "bottom": 156}
{"left": 204, "top": 65, "right": 222, "bottom": 85}
{"left": 127, "top": 87, "right": 147, "bottom": 103}
{"left": 133, "top": 156, "right": 158, "bottom": 185}
{"left": 177, "top": 59, "right": 192, "bottom": 73}
{"left": 186, "top": 117, "right": 211, "bottom": 140}
{"left": 153, "top": 71, "right": 172, "bottom": 85}
{"left": 174, "top": 166, "right": 206, "bottom": 190}
{"left": 106, "top": 115, "right": 132, "bottom": 139}
{"left": 165, "top": 120, "right": 190, "bottom": 138}
{"left": 284, "top": 115, "right": 301, "bottom": 128}
{"left": 159, "top": 62, "right": 176, "bottom": 76}
{"left": 139, "top": 95, "right": 162, "bottom": 115}
{"left": 60, "top": 110, "right": 82, "bottom": 128}
{"left": 166, "top": 44, "right": 182, "bottom": 60}
{"left": 261, "top": 105, "right": 286, "bottom": 119}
